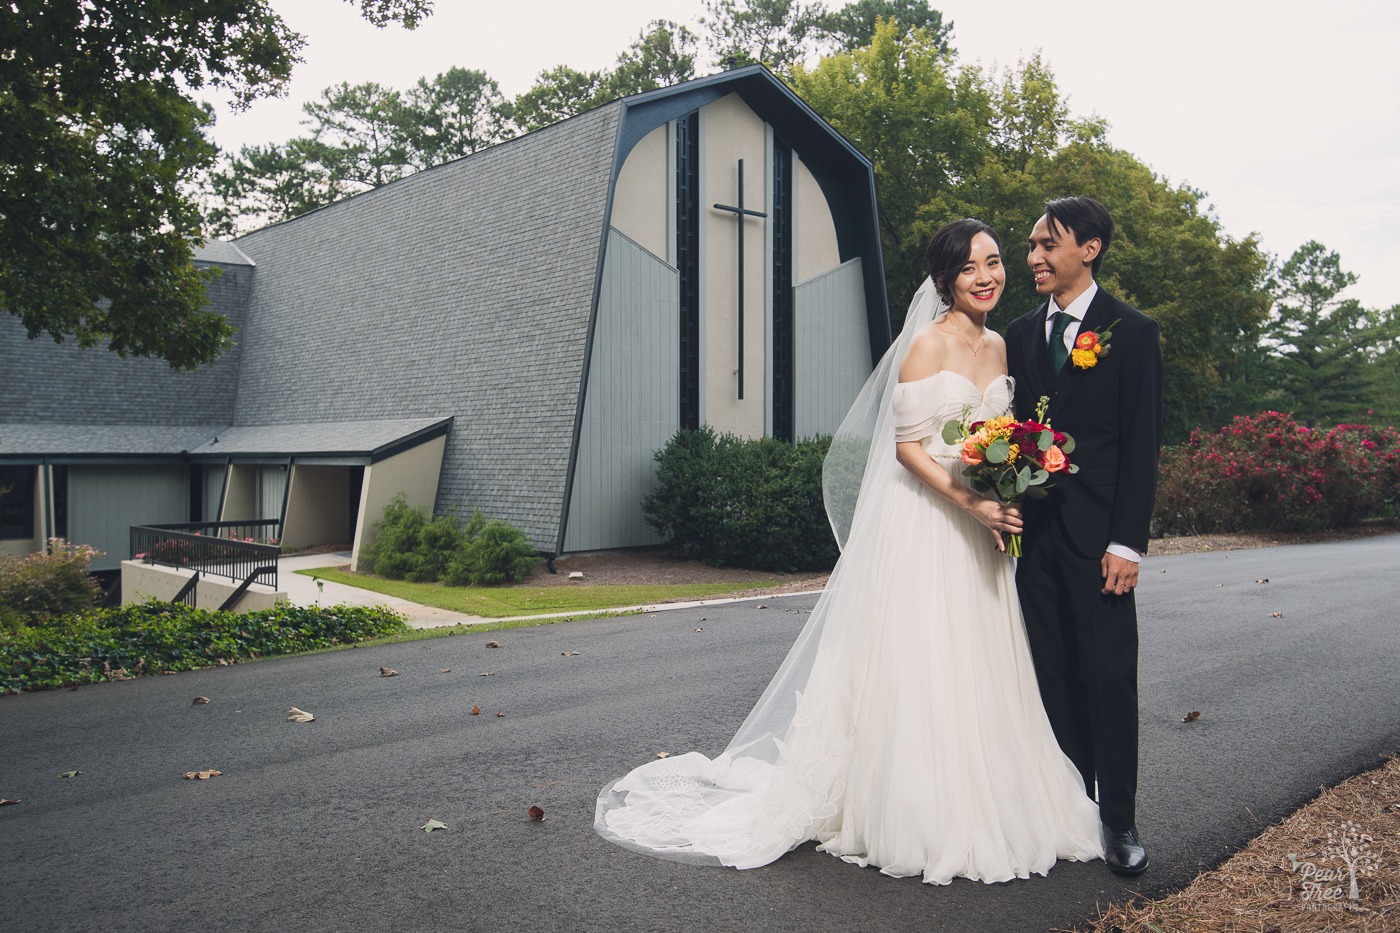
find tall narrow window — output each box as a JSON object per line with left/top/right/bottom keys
{"left": 676, "top": 111, "right": 701, "bottom": 430}
{"left": 771, "top": 140, "right": 795, "bottom": 442}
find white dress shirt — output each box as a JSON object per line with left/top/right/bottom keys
{"left": 1044, "top": 282, "right": 1140, "bottom": 564}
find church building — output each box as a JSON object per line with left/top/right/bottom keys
{"left": 0, "top": 65, "right": 889, "bottom": 571}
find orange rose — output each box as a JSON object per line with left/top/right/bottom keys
{"left": 1075, "top": 331, "right": 1099, "bottom": 351}
{"left": 961, "top": 439, "right": 985, "bottom": 464}
{"left": 1041, "top": 445, "right": 1068, "bottom": 472}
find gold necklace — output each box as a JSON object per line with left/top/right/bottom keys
{"left": 945, "top": 320, "right": 986, "bottom": 356}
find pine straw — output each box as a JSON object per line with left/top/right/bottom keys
{"left": 1072, "top": 755, "right": 1400, "bottom": 933}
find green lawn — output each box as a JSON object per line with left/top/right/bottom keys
{"left": 296, "top": 567, "right": 786, "bottom": 617}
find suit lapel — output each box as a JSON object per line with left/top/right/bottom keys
{"left": 1053, "top": 289, "right": 1116, "bottom": 407}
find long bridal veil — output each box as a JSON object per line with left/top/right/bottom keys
{"left": 593, "top": 279, "right": 949, "bottom": 867}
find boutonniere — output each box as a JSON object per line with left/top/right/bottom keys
{"left": 1071, "top": 318, "right": 1120, "bottom": 369}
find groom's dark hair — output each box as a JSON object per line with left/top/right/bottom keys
{"left": 1044, "top": 197, "right": 1114, "bottom": 276}
{"left": 925, "top": 218, "right": 1001, "bottom": 304}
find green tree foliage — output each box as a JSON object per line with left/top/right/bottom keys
{"left": 508, "top": 20, "right": 698, "bottom": 132}
{"left": 208, "top": 67, "right": 508, "bottom": 233}
{"left": 0, "top": 0, "right": 429, "bottom": 369}
{"left": 811, "top": 0, "right": 951, "bottom": 53}
{"left": 701, "top": 0, "right": 824, "bottom": 72}
{"left": 1254, "top": 242, "right": 1400, "bottom": 427}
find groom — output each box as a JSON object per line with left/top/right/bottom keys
{"left": 1005, "top": 197, "right": 1163, "bottom": 877}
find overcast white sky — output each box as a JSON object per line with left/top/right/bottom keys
{"left": 204, "top": 0, "right": 1400, "bottom": 311}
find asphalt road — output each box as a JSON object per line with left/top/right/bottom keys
{"left": 2, "top": 534, "right": 1398, "bottom": 933}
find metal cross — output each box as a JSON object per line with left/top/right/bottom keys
{"left": 712, "top": 158, "right": 767, "bottom": 400}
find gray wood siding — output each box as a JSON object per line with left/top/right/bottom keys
{"left": 794, "top": 258, "right": 871, "bottom": 438}
{"left": 68, "top": 466, "right": 189, "bottom": 571}
{"left": 563, "top": 230, "right": 680, "bottom": 552}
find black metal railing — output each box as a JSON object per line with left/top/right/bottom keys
{"left": 130, "top": 520, "right": 281, "bottom": 591}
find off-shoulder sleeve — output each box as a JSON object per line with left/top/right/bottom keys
{"left": 891, "top": 380, "right": 941, "bottom": 443}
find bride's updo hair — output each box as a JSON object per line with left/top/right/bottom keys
{"left": 925, "top": 219, "right": 1001, "bottom": 304}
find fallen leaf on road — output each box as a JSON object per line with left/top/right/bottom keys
{"left": 1255, "top": 578, "right": 1269, "bottom": 584}
{"left": 528, "top": 806, "right": 545, "bottom": 822}
{"left": 287, "top": 707, "right": 315, "bottom": 723}
{"left": 495, "top": 711, "right": 505, "bottom": 717}
{"left": 485, "top": 641, "right": 502, "bottom": 649}
{"left": 379, "top": 667, "right": 399, "bottom": 677}
{"left": 478, "top": 672, "right": 494, "bottom": 677}
{"left": 656, "top": 752, "right": 670, "bottom": 759}
{"left": 561, "top": 651, "right": 579, "bottom": 656}
{"left": 471, "top": 705, "right": 481, "bottom": 715}
{"left": 160, "top": 670, "right": 176, "bottom": 675}
{"left": 192, "top": 696, "right": 210, "bottom": 705}
{"left": 183, "top": 770, "right": 222, "bottom": 780}
{"left": 694, "top": 627, "right": 704, "bottom": 633}
{"left": 57, "top": 771, "right": 79, "bottom": 779}
{"left": 1182, "top": 711, "right": 1202, "bottom": 723}
{"left": 757, "top": 605, "right": 768, "bottom": 609}
{"left": 439, "top": 669, "right": 451, "bottom": 673}
{"left": 1270, "top": 611, "right": 1284, "bottom": 618}
{"left": 421, "top": 819, "right": 448, "bottom": 833}
{"left": 0, "top": 799, "right": 20, "bottom": 806}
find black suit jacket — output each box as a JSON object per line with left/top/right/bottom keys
{"left": 1005, "top": 288, "right": 1164, "bottom": 557}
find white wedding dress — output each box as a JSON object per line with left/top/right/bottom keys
{"left": 595, "top": 368, "right": 1104, "bottom": 884}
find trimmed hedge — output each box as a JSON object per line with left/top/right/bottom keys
{"left": 643, "top": 427, "right": 838, "bottom": 572}
{"left": 0, "top": 603, "right": 408, "bottom": 694}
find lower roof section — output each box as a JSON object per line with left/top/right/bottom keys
{"left": 0, "top": 417, "right": 451, "bottom": 464}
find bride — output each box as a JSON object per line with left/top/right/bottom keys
{"left": 594, "top": 219, "right": 1103, "bottom": 884}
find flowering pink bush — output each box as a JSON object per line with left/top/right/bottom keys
{"left": 1154, "top": 412, "right": 1400, "bottom": 535}
{"left": 0, "top": 539, "right": 105, "bottom": 629}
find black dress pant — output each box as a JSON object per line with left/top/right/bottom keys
{"left": 1016, "top": 518, "right": 1139, "bottom": 831}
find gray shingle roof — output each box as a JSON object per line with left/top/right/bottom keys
{"left": 185, "top": 418, "right": 449, "bottom": 459}
{"left": 0, "top": 424, "right": 223, "bottom": 457}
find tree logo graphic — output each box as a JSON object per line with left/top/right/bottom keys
{"left": 1290, "top": 819, "right": 1381, "bottom": 907}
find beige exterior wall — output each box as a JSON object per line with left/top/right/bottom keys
{"left": 794, "top": 155, "right": 842, "bottom": 284}
{"left": 281, "top": 464, "right": 352, "bottom": 551}
{"left": 350, "top": 435, "right": 446, "bottom": 572}
{"left": 221, "top": 464, "right": 257, "bottom": 521}
{"left": 121, "top": 560, "right": 284, "bottom": 613}
{"left": 701, "top": 93, "right": 768, "bottom": 439}
{"left": 611, "top": 123, "right": 671, "bottom": 261}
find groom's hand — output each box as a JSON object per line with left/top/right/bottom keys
{"left": 1100, "top": 553, "right": 1139, "bottom": 597}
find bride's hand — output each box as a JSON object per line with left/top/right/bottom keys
{"left": 968, "top": 500, "right": 1022, "bottom": 551}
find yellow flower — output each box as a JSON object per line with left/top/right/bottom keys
{"left": 1071, "top": 348, "right": 1099, "bottom": 369}
{"left": 981, "top": 415, "right": 1015, "bottom": 439}
{"left": 1005, "top": 443, "right": 1020, "bottom": 463}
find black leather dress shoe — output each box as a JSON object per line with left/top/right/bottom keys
{"left": 1102, "top": 824, "right": 1149, "bottom": 876}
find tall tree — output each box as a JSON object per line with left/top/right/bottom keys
{"left": 700, "top": 0, "right": 825, "bottom": 72}
{"left": 207, "top": 67, "right": 508, "bottom": 234}
{"left": 508, "top": 21, "right": 699, "bottom": 133}
{"left": 812, "top": 0, "right": 952, "bottom": 53}
{"left": 0, "top": 0, "right": 430, "bottom": 370}
{"left": 1258, "top": 242, "right": 1400, "bottom": 426}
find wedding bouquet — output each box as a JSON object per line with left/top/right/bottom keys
{"left": 941, "top": 396, "right": 1077, "bottom": 557}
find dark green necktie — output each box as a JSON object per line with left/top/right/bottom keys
{"left": 1049, "top": 311, "right": 1073, "bottom": 372}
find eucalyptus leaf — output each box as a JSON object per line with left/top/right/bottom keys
{"left": 1029, "top": 469, "right": 1049, "bottom": 486}
{"left": 1015, "top": 467, "right": 1030, "bottom": 495}
{"left": 986, "top": 438, "right": 1011, "bottom": 464}
{"left": 1036, "top": 431, "right": 1053, "bottom": 451}
{"left": 1061, "top": 435, "right": 1076, "bottom": 455}
{"left": 941, "top": 420, "right": 965, "bottom": 445}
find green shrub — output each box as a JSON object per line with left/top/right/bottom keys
{"left": 643, "top": 427, "right": 839, "bottom": 572}
{"left": 364, "top": 497, "right": 539, "bottom": 586}
{"left": 443, "top": 518, "right": 541, "bottom": 586}
{"left": 0, "top": 602, "right": 408, "bottom": 694}
{"left": 1153, "top": 412, "right": 1400, "bottom": 535}
{"left": 0, "top": 539, "right": 104, "bottom": 628}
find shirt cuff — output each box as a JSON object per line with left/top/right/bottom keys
{"left": 1107, "top": 542, "right": 1141, "bottom": 563}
